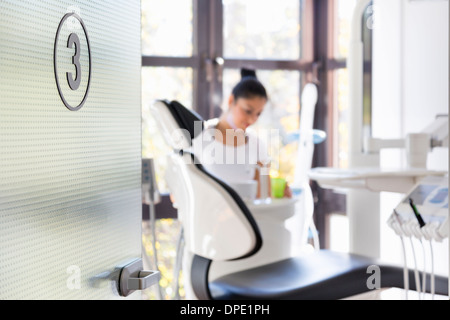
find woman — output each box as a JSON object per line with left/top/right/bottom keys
{"left": 192, "top": 68, "right": 291, "bottom": 199}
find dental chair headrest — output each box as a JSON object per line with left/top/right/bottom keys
{"left": 150, "top": 100, "right": 204, "bottom": 150}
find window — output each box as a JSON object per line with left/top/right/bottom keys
{"left": 331, "top": 0, "right": 372, "bottom": 169}
{"left": 142, "top": 0, "right": 313, "bottom": 190}
{"left": 141, "top": 0, "right": 313, "bottom": 300}
{"left": 334, "top": 0, "right": 358, "bottom": 169}
{"left": 141, "top": 0, "right": 193, "bottom": 57}
{"left": 141, "top": 0, "right": 196, "bottom": 301}
{"left": 324, "top": 0, "right": 374, "bottom": 250}
{"left": 217, "top": 0, "right": 311, "bottom": 182}
{"left": 141, "top": 1, "right": 195, "bottom": 193}
{"left": 141, "top": 67, "right": 193, "bottom": 192}
{"left": 223, "top": 0, "right": 301, "bottom": 60}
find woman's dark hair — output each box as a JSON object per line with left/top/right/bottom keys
{"left": 231, "top": 68, "right": 268, "bottom": 100}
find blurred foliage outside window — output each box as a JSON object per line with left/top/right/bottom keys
{"left": 141, "top": 0, "right": 193, "bottom": 57}
{"left": 223, "top": 0, "right": 301, "bottom": 60}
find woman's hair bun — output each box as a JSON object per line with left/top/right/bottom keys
{"left": 232, "top": 68, "right": 267, "bottom": 100}
{"left": 241, "top": 68, "right": 257, "bottom": 79}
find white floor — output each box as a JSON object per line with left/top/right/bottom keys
{"left": 343, "top": 287, "right": 449, "bottom": 300}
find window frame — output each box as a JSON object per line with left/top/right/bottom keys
{"left": 193, "top": 0, "right": 317, "bottom": 119}
{"left": 310, "top": 0, "right": 349, "bottom": 249}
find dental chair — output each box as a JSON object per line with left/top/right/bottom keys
{"left": 150, "top": 99, "right": 449, "bottom": 300}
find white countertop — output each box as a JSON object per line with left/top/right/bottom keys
{"left": 308, "top": 167, "right": 448, "bottom": 193}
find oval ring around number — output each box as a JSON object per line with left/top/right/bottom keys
{"left": 54, "top": 12, "right": 92, "bottom": 111}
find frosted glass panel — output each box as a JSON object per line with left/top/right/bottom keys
{"left": 0, "top": 1, "right": 142, "bottom": 299}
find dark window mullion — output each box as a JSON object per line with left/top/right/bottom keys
{"left": 311, "top": 0, "right": 348, "bottom": 250}
{"left": 192, "top": 0, "right": 225, "bottom": 119}
{"left": 209, "top": 0, "right": 224, "bottom": 119}
{"left": 326, "top": 58, "right": 346, "bottom": 70}
{"left": 193, "top": 0, "right": 210, "bottom": 117}
{"left": 141, "top": 56, "right": 200, "bottom": 68}
{"left": 223, "top": 59, "right": 315, "bottom": 71}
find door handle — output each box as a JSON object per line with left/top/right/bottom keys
{"left": 128, "top": 270, "right": 159, "bottom": 290}
{"left": 118, "top": 258, "right": 160, "bottom": 297}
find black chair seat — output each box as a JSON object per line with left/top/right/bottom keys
{"left": 209, "top": 250, "right": 448, "bottom": 300}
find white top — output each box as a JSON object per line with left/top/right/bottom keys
{"left": 191, "top": 120, "right": 270, "bottom": 184}
{"left": 308, "top": 166, "right": 448, "bottom": 194}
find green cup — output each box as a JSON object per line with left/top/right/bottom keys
{"left": 271, "top": 177, "right": 286, "bottom": 198}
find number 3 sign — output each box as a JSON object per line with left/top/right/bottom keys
{"left": 54, "top": 12, "right": 91, "bottom": 111}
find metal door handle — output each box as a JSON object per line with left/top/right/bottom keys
{"left": 118, "top": 258, "right": 160, "bottom": 297}
{"left": 128, "top": 270, "right": 159, "bottom": 290}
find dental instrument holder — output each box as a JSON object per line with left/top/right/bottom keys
{"left": 386, "top": 176, "right": 448, "bottom": 298}
{"left": 387, "top": 175, "right": 448, "bottom": 242}
{"left": 363, "top": 115, "right": 448, "bottom": 169}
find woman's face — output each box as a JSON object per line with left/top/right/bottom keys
{"left": 228, "top": 95, "right": 267, "bottom": 130}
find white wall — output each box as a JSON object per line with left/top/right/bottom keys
{"left": 373, "top": 0, "right": 449, "bottom": 277}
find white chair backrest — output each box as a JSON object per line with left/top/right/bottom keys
{"left": 149, "top": 100, "right": 262, "bottom": 261}
{"left": 150, "top": 100, "right": 193, "bottom": 150}
{"left": 165, "top": 152, "right": 260, "bottom": 261}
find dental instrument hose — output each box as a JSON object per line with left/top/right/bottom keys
{"left": 420, "top": 239, "right": 426, "bottom": 299}
{"left": 393, "top": 210, "right": 409, "bottom": 298}
{"left": 429, "top": 240, "right": 435, "bottom": 299}
{"left": 409, "top": 237, "right": 422, "bottom": 297}
{"left": 408, "top": 198, "right": 427, "bottom": 299}
{"left": 400, "top": 235, "right": 409, "bottom": 299}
